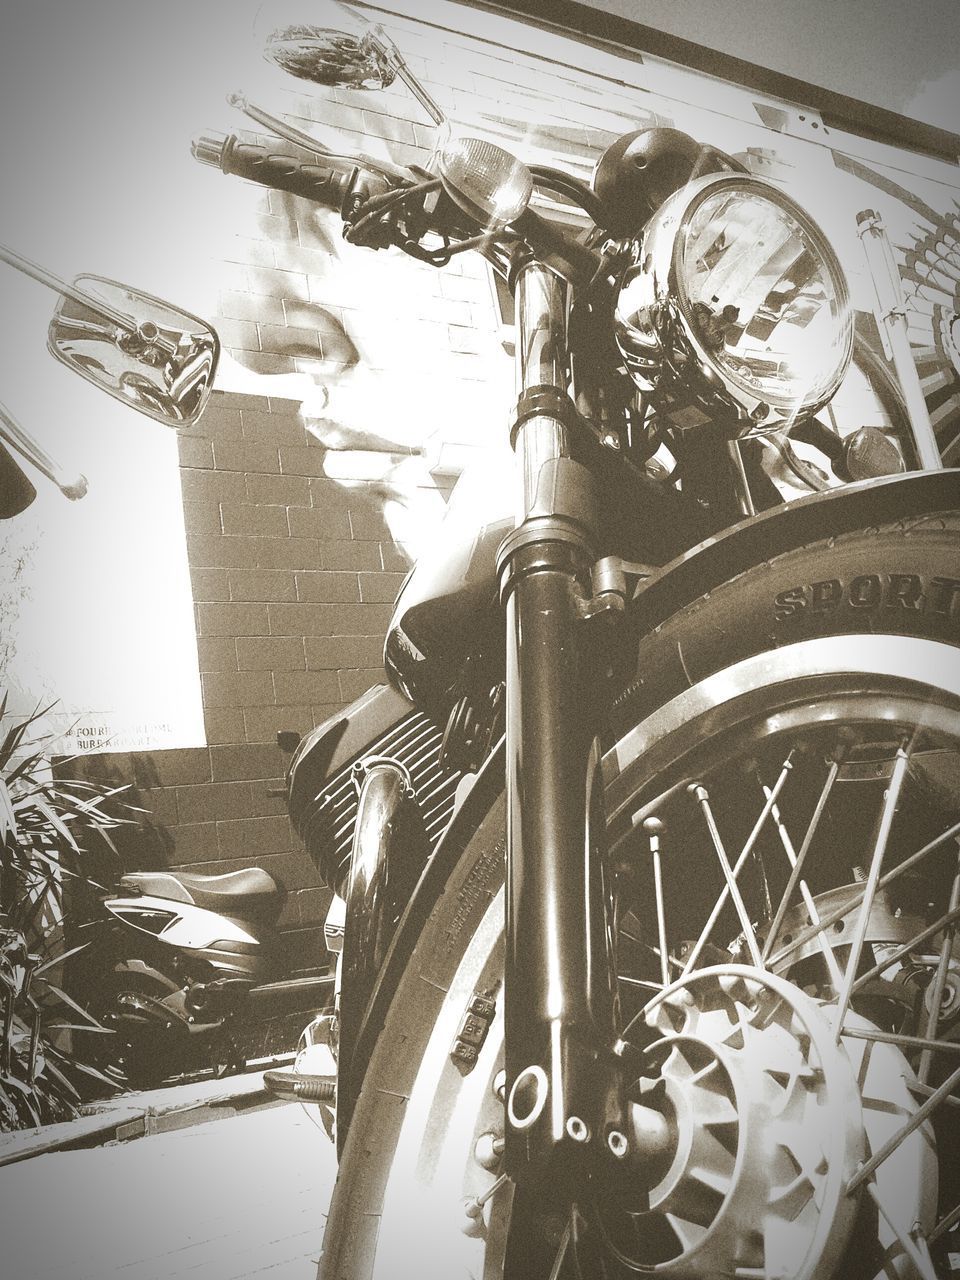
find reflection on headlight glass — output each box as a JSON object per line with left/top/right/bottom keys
{"left": 678, "top": 189, "right": 851, "bottom": 410}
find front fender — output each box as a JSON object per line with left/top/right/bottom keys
{"left": 628, "top": 468, "right": 959, "bottom": 635}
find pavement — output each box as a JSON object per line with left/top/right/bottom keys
{"left": 0, "top": 1080, "right": 338, "bottom": 1280}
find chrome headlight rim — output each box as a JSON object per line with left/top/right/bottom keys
{"left": 616, "top": 173, "right": 854, "bottom": 435}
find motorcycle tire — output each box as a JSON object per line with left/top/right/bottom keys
{"left": 96, "top": 962, "right": 241, "bottom": 1091}
{"left": 320, "top": 511, "right": 960, "bottom": 1280}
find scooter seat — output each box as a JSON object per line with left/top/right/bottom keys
{"left": 120, "top": 868, "right": 283, "bottom": 922}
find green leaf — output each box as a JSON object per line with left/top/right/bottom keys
{"left": 46, "top": 1022, "right": 113, "bottom": 1034}
{"left": 31, "top": 796, "right": 80, "bottom": 852}
{"left": 0, "top": 779, "right": 17, "bottom": 845}
{"left": 68, "top": 1058, "right": 117, "bottom": 1088}
{"left": 37, "top": 1055, "right": 81, "bottom": 1099}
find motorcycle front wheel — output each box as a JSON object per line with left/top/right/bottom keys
{"left": 320, "top": 511, "right": 960, "bottom": 1280}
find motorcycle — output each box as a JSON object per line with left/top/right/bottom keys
{"left": 192, "top": 12, "right": 960, "bottom": 1279}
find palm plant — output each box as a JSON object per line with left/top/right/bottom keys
{"left": 0, "top": 696, "right": 133, "bottom": 1129}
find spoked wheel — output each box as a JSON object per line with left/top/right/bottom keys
{"left": 320, "top": 513, "right": 960, "bottom": 1280}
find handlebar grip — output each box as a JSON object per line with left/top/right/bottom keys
{"left": 192, "top": 133, "right": 355, "bottom": 213}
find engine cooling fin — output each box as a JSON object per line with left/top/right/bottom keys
{"left": 299, "top": 710, "right": 461, "bottom": 895}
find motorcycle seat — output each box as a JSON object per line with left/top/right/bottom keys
{"left": 120, "top": 868, "right": 284, "bottom": 922}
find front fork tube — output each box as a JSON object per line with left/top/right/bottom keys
{"left": 499, "top": 262, "right": 626, "bottom": 1194}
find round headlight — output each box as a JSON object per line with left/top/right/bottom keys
{"left": 436, "top": 137, "right": 533, "bottom": 229}
{"left": 616, "top": 174, "right": 854, "bottom": 431}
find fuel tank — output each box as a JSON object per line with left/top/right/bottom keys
{"left": 384, "top": 452, "right": 513, "bottom": 714}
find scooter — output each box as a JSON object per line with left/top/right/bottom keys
{"left": 99, "top": 864, "right": 336, "bottom": 1087}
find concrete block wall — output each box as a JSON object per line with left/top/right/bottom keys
{"left": 74, "top": 384, "right": 429, "bottom": 971}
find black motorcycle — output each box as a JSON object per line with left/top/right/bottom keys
{"left": 194, "top": 14, "right": 960, "bottom": 1279}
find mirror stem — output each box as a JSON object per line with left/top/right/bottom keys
{"left": 333, "top": 1, "right": 446, "bottom": 125}
{"left": 0, "top": 244, "right": 177, "bottom": 358}
{"left": 366, "top": 25, "right": 446, "bottom": 126}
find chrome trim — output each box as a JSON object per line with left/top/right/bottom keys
{"left": 605, "top": 635, "right": 960, "bottom": 830}
{"left": 615, "top": 173, "right": 853, "bottom": 435}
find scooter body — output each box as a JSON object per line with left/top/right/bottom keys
{"left": 103, "top": 878, "right": 279, "bottom": 982}
{"left": 103, "top": 867, "right": 333, "bottom": 1030}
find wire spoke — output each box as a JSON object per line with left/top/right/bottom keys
{"left": 834, "top": 745, "right": 911, "bottom": 1038}
{"left": 847, "top": 1061, "right": 960, "bottom": 1195}
{"left": 680, "top": 756, "right": 795, "bottom": 977}
{"left": 919, "top": 839, "right": 960, "bottom": 1083}
{"left": 686, "top": 782, "right": 765, "bottom": 970}
{"left": 866, "top": 1182, "right": 938, "bottom": 1280}
{"left": 841, "top": 1024, "right": 960, "bottom": 1056}
{"left": 547, "top": 1216, "right": 572, "bottom": 1280}
{"left": 759, "top": 779, "right": 845, "bottom": 989}
{"left": 929, "top": 1198, "right": 960, "bottom": 1246}
{"left": 762, "top": 757, "right": 841, "bottom": 962}
{"left": 849, "top": 902, "right": 960, "bottom": 997}
{"left": 645, "top": 819, "right": 670, "bottom": 988}
{"left": 768, "top": 817, "right": 960, "bottom": 971}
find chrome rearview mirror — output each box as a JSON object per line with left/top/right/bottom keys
{"left": 48, "top": 277, "right": 219, "bottom": 427}
{"left": 260, "top": 3, "right": 445, "bottom": 126}
{"left": 263, "top": 24, "right": 397, "bottom": 90}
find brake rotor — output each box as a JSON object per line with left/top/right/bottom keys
{"left": 603, "top": 966, "right": 867, "bottom": 1278}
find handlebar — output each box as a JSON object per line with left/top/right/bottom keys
{"left": 191, "top": 133, "right": 363, "bottom": 214}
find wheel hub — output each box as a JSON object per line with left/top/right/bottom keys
{"left": 603, "top": 966, "right": 868, "bottom": 1278}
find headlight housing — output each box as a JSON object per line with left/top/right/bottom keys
{"left": 615, "top": 174, "right": 853, "bottom": 435}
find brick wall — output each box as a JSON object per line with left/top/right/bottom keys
{"left": 75, "top": 385, "right": 431, "bottom": 972}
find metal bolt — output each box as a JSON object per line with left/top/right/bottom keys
{"left": 607, "top": 1129, "right": 629, "bottom": 1159}
{"left": 566, "top": 1115, "right": 589, "bottom": 1143}
{"left": 492, "top": 1068, "right": 507, "bottom": 1102}
{"left": 460, "top": 1196, "right": 485, "bottom": 1238}
{"left": 474, "top": 1131, "right": 505, "bottom": 1170}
